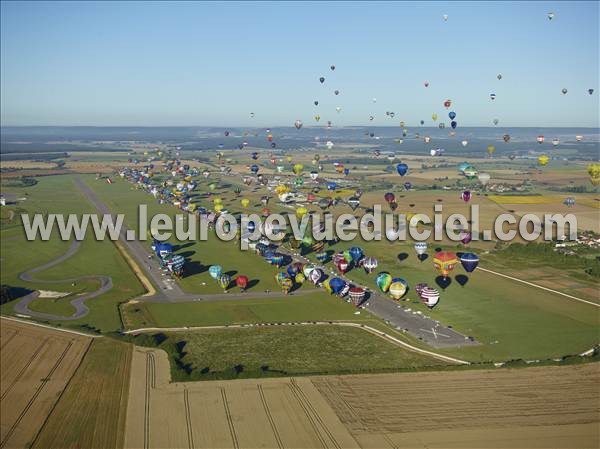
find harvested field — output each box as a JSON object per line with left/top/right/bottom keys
{"left": 0, "top": 318, "right": 91, "bottom": 449}
{"left": 32, "top": 338, "right": 132, "bottom": 449}
{"left": 312, "top": 363, "right": 600, "bottom": 448}
{"left": 124, "top": 347, "right": 360, "bottom": 449}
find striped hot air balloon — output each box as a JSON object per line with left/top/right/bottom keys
{"left": 348, "top": 287, "right": 366, "bottom": 306}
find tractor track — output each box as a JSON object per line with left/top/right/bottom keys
{"left": 183, "top": 388, "right": 195, "bottom": 449}
{"left": 258, "top": 384, "right": 284, "bottom": 449}
{"left": 0, "top": 340, "right": 72, "bottom": 449}
{"left": 1, "top": 337, "right": 48, "bottom": 401}
{"left": 220, "top": 387, "right": 239, "bottom": 449}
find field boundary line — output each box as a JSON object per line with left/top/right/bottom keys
{"left": 0, "top": 315, "right": 102, "bottom": 338}
{"left": 124, "top": 321, "right": 470, "bottom": 365}
{"left": 478, "top": 267, "right": 600, "bottom": 308}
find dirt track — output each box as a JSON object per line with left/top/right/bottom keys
{"left": 0, "top": 318, "right": 91, "bottom": 449}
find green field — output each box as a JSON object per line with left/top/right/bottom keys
{"left": 159, "top": 325, "right": 449, "bottom": 380}
{"left": 33, "top": 338, "right": 132, "bottom": 449}
{"left": 124, "top": 292, "right": 373, "bottom": 328}
{"left": 0, "top": 175, "right": 145, "bottom": 332}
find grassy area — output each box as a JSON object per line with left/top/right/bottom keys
{"left": 301, "top": 239, "right": 600, "bottom": 362}
{"left": 123, "top": 292, "right": 372, "bottom": 328}
{"left": 161, "top": 325, "right": 449, "bottom": 381}
{"left": 33, "top": 338, "right": 132, "bottom": 449}
{"left": 0, "top": 175, "right": 145, "bottom": 332}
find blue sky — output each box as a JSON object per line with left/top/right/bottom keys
{"left": 1, "top": 1, "right": 598, "bottom": 127}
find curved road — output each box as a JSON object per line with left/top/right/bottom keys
{"left": 15, "top": 240, "right": 113, "bottom": 320}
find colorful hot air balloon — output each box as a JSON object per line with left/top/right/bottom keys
{"left": 433, "top": 251, "right": 458, "bottom": 279}
{"left": 443, "top": 99, "right": 451, "bottom": 109}
{"left": 461, "top": 190, "right": 471, "bottom": 202}
{"left": 487, "top": 145, "right": 496, "bottom": 157}
{"left": 448, "top": 111, "right": 456, "bottom": 120}
{"left": 310, "top": 268, "right": 323, "bottom": 284}
{"left": 538, "top": 154, "right": 550, "bottom": 166}
{"left": 348, "top": 287, "right": 366, "bottom": 306}
{"left": 388, "top": 279, "right": 408, "bottom": 300}
{"left": 347, "top": 196, "right": 360, "bottom": 211}
{"left": 587, "top": 163, "right": 600, "bottom": 185}
{"left": 319, "top": 76, "right": 325, "bottom": 83}
{"left": 363, "top": 256, "right": 378, "bottom": 274}
{"left": 240, "top": 198, "right": 250, "bottom": 208}
{"left": 209, "top": 265, "right": 222, "bottom": 280}
{"left": 376, "top": 272, "right": 393, "bottom": 293}
{"left": 417, "top": 285, "right": 440, "bottom": 308}
{"left": 537, "top": 135, "right": 545, "bottom": 144}
{"left": 219, "top": 274, "right": 231, "bottom": 291}
{"left": 396, "top": 163, "right": 408, "bottom": 176}
{"left": 384, "top": 192, "right": 395, "bottom": 204}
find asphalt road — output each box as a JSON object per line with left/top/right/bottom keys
{"left": 15, "top": 240, "right": 113, "bottom": 320}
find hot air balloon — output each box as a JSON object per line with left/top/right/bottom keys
{"left": 490, "top": 93, "right": 496, "bottom": 101}
{"left": 376, "top": 272, "right": 393, "bottom": 293}
{"left": 451, "top": 121, "right": 457, "bottom": 129}
{"left": 443, "top": 14, "right": 448, "bottom": 21}
{"left": 250, "top": 164, "right": 259, "bottom": 174}
{"left": 349, "top": 247, "right": 364, "bottom": 263}
{"left": 310, "top": 268, "right": 323, "bottom": 284}
{"left": 219, "top": 274, "right": 231, "bottom": 291}
{"left": 363, "top": 256, "right": 378, "bottom": 274}
{"left": 318, "top": 198, "right": 331, "bottom": 210}
{"left": 589, "top": 88, "right": 594, "bottom": 95}
{"left": 493, "top": 119, "right": 499, "bottom": 126}
{"left": 414, "top": 242, "right": 428, "bottom": 258}
{"left": 349, "top": 287, "right": 366, "bottom": 306}
{"left": 443, "top": 99, "right": 451, "bottom": 109}
{"left": 460, "top": 231, "right": 472, "bottom": 245}
{"left": 575, "top": 135, "right": 583, "bottom": 142}
{"left": 403, "top": 181, "right": 412, "bottom": 190}
{"left": 384, "top": 192, "right": 396, "bottom": 204}
{"left": 294, "top": 119, "right": 303, "bottom": 129}
{"left": 461, "top": 190, "right": 471, "bottom": 202}
{"left": 497, "top": 74, "right": 502, "bottom": 80}
{"left": 487, "top": 145, "right": 496, "bottom": 157}
{"left": 460, "top": 253, "right": 479, "bottom": 273}
{"left": 329, "top": 277, "right": 346, "bottom": 295}
{"left": 561, "top": 88, "right": 568, "bottom": 95}
{"left": 448, "top": 111, "right": 456, "bottom": 120}
{"left": 240, "top": 198, "right": 250, "bottom": 208}
{"left": 314, "top": 100, "right": 319, "bottom": 106}
{"left": 330, "top": 65, "right": 336, "bottom": 71}
{"left": 564, "top": 197, "right": 576, "bottom": 207}
{"left": 347, "top": 196, "right": 360, "bottom": 210}
{"left": 461, "top": 140, "right": 468, "bottom": 147}
{"left": 209, "top": 265, "right": 222, "bottom": 280}
{"left": 433, "top": 251, "right": 458, "bottom": 279}
{"left": 236, "top": 275, "right": 249, "bottom": 291}
{"left": 537, "top": 135, "right": 545, "bottom": 144}
{"left": 388, "top": 279, "right": 408, "bottom": 300}
{"left": 326, "top": 141, "right": 334, "bottom": 150}
{"left": 327, "top": 182, "right": 337, "bottom": 191}
{"left": 319, "top": 76, "right": 325, "bottom": 83}
{"left": 334, "top": 90, "right": 340, "bottom": 95}
{"left": 418, "top": 285, "right": 440, "bottom": 308}
{"left": 296, "top": 206, "right": 308, "bottom": 219}
{"left": 503, "top": 134, "right": 511, "bottom": 143}
{"left": 424, "top": 81, "right": 429, "bottom": 87}
{"left": 336, "top": 258, "right": 349, "bottom": 274}
{"left": 396, "top": 163, "right": 408, "bottom": 176}
{"left": 587, "top": 163, "right": 600, "bottom": 185}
